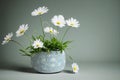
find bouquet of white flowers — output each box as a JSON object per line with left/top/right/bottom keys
{"left": 1, "top": 6, "right": 79, "bottom": 73}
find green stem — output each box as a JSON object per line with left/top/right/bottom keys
{"left": 50, "top": 34, "right": 52, "bottom": 40}
{"left": 33, "top": 29, "right": 40, "bottom": 35}
{"left": 56, "top": 27, "right": 59, "bottom": 39}
{"left": 57, "top": 26, "right": 58, "bottom": 32}
{"left": 24, "top": 34, "right": 32, "bottom": 44}
{"left": 65, "top": 50, "right": 74, "bottom": 62}
{"left": 11, "top": 40, "right": 32, "bottom": 56}
{"left": 40, "top": 16, "right": 45, "bottom": 41}
{"left": 61, "top": 27, "right": 71, "bottom": 42}
{"left": 11, "top": 40, "right": 24, "bottom": 48}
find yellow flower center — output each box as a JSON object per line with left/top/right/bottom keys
{"left": 73, "top": 66, "right": 77, "bottom": 71}
{"left": 56, "top": 21, "right": 60, "bottom": 25}
{"left": 38, "top": 12, "right": 43, "bottom": 15}
{"left": 36, "top": 43, "right": 40, "bottom": 47}
{"left": 20, "top": 29, "right": 25, "bottom": 34}
{"left": 49, "top": 30, "right": 53, "bottom": 33}
{"left": 6, "top": 38, "right": 10, "bottom": 41}
{"left": 70, "top": 23, "right": 74, "bottom": 26}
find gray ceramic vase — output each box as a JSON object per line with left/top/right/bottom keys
{"left": 31, "top": 51, "right": 66, "bottom": 73}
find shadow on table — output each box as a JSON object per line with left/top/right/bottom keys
{"left": 14, "top": 66, "right": 38, "bottom": 73}
{"left": 63, "top": 70, "right": 74, "bottom": 74}
{"left": 0, "top": 66, "right": 38, "bottom": 74}
{"left": 0, "top": 66, "right": 74, "bottom": 74}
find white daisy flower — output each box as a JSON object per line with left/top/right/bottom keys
{"left": 44, "top": 27, "right": 59, "bottom": 35}
{"left": 72, "top": 63, "right": 79, "bottom": 73}
{"left": 51, "top": 15, "right": 66, "bottom": 28}
{"left": 16, "top": 24, "right": 29, "bottom": 37}
{"left": 66, "top": 18, "right": 80, "bottom": 28}
{"left": 2, "top": 32, "right": 13, "bottom": 45}
{"left": 32, "top": 39, "right": 43, "bottom": 49}
{"left": 31, "top": 6, "right": 49, "bottom": 16}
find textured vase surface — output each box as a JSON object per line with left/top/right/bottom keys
{"left": 31, "top": 51, "right": 66, "bottom": 73}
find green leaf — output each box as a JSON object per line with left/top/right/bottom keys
{"left": 19, "top": 49, "right": 31, "bottom": 56}
{"left": 32, "top": 35, "right": 36, "bottom": 40}
{"left": 37, "top": 35, "right": 44, "bottom": 41}
{"left": 63, "top": 41, "right": 72, "bottom": 45}
{"left": 25, "top": 46, "right": 31, "bottom": 50}
{"left": 23, "top": 36, "right": 72, "bottom": 55}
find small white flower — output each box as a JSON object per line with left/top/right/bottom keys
{"left": 16, "top": 24, "right": 29, "bottom": 37}
{"left": 66, "top": 18, "right": 80, "bottom": 28}
{"left": 2, "top": 32, "right": 13, "bottom": 45}
{"left": 32, "top": 39, "right": 43, "bottom": 49}
{"left": 44, "top": 27, "right": 59, "bottom": 35}
{"left": 51, "top": 15, "right": 66, "bottom": 28}
{"left": 72, "top": 63, "right": 79, "bottom": 73}
{"left": 31, "top": 6, "right": 49, "bottom": 16}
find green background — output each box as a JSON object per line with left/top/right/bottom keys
{"left": 0, "top": 0, "right": 120, "bottom": 66}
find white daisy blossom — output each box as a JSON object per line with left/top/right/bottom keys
{"left": 66, "top": 18, "right": 80, "bottom": 28}
{"left": 31, "top": 6, "right": 48, "bottom": 16}
{"left": 51, "top": 15, "right": 66, "bottom": 28}
{"left": 16, "top": 24, "right": 29, "bottom": 37}
{"left": 32, "top": 39, "right": 43, "bottom": 49}
{"left": 44, "top": 27, "right": 59, "bottom": 35}
{"left": 72, "top": 63, "right": 79, "bottom": 73}
{"left": 2, "top": 32, "right": 13, "bottom": 45}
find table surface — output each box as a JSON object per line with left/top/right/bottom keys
{"left": 0, "top": 63, "right": 120, "bottom": 80}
